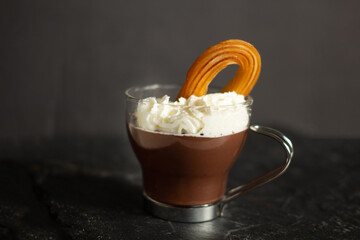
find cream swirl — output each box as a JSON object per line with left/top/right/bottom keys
{"left": 135, "top": 92, "right": 250, "bottom": 137}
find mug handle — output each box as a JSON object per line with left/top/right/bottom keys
{"left": 220, "top": 125, "right": 294, "bottom": 208}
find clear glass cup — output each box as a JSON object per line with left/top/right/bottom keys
{"left": 125, "top": 84, "right": 293, "bottom": 222}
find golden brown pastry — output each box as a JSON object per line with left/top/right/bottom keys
{"left": 178, "top": 39, "right": 261, "bottom": 99}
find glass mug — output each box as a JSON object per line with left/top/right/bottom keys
{"left": 125, "top": 84, "right": 293, "bottom": 222}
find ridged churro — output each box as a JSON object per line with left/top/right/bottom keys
{"left": 177, "top": 39, "right": 261, "bottom": 99}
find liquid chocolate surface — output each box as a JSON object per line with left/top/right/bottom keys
{"left": 127, "top": 124, "right": 248, "bottom": 206}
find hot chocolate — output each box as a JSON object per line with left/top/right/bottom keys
{"left": 127, "top": 89, "right": 251, "bottom": 206}
{"left": 127, "top": 124, "right": 248, "bottom": 206}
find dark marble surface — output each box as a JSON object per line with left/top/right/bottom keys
{"left": 0, "top": 132, "right": 359, "bottom": 239}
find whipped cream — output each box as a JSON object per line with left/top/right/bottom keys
{"left": 135, "top": 92, "right": 250, "bottom": 137}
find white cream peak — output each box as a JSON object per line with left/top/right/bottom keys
{"left": 135, "top": 92, "right": 250, "bottom": 137}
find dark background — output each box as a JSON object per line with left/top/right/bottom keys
{"left": 1, "top": 0, "right": 360, "bottom": 139}
{"left": 1, "top": 2, "right": 360, "bottom": 239}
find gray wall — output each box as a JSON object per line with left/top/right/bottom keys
{"left": 1, "top": 0, "right": 359, "bottom": 138}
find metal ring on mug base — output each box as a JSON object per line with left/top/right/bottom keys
{"left": 143, "top": 193, "right": 222, "bottom": 223}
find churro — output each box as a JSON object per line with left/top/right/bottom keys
{"left": 177, "top": 39, "right": 261, "bottom": 99}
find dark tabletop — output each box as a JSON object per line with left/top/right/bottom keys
{"left": 0, "top": 131, "right": 359, "bottom": 240}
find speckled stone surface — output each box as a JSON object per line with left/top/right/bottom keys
{"left": 0, "top": 133, "right": 359, "bottom": 239}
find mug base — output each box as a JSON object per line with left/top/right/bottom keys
{"left": 143, "top": 193, "right": 223, "bottom": 222}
